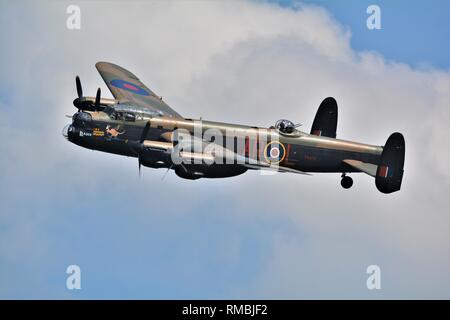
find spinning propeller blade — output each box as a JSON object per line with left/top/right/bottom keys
{"left": 138, "top": 155, "right": 142, "bottom": 177}
{"left": 136, "top": 121, "right": 151, "bottom": 177}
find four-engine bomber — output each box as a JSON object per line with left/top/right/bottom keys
{"left": 63, "top": 62, "right": 405, "bottom": 193}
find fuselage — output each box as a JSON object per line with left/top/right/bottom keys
{"left": 64, "top": 108, "right": 383, "bottom": 179}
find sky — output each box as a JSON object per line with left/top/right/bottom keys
{"left": 0, "top": 0, "right": 449, "bottom": 299}
{"left": 276, "top": 0, "right": 450, "bottom": 70}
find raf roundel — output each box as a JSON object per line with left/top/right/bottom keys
{"left": 264, "top": 141, "right": 286, "bottom": 164}
{"left": 110, "top": 79, "right": 150, "bottom": 96}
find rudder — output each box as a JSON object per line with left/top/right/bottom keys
{"left": 376, "top": 132, "right": 405, "bottom": 194}
{"left": 311, "top": 97, "right": 338, "bottom": 138}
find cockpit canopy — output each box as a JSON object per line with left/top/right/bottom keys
{"left": 103, "top": 104, "right": 161, "bottom": 121}
{"left": 275, "top": 119, "right": 298, "bottom": 134}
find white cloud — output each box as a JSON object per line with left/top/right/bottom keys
{"left": 0, "top": 0, "right": 449, "bottom": 298}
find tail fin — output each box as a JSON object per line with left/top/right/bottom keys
{"left": 310, "top": 97, "right": 338, "bottom": 138}
{"left": 376, "top": 132, "right": 405, "bottom": 194}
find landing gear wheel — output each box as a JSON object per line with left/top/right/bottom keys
{"left": 341, "top": 175, "right": 353, "bottom": 189}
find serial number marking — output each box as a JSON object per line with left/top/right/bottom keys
{"left": 304, "top": 154, "right": 317, "bottom": 161}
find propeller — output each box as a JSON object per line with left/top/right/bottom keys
{"left": 126, "top": 121, "right": 151, "bottom": 177}
{"left": 138, "top": 155, "right": 142, "bottom": 177}
{"left": 161, "top": 164, "right": 174, "bottom": 181}
{"left": 73, "top": 76, "right": 84, "bottom": 109}
{"left": 95, "top": 88, "right": 101, "bottom": 109}
{"left": 76, "top": 76, "right": 83, "bottom": 98}
{"left": 73, "top": 76, "right": 103, "bottom": 111}
{"left": 138, "top": 121, "right": 151, "bottom": 176}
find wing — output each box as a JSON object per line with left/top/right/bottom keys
{"left": 95, "top": 61, "right": 182, "bottom": 119}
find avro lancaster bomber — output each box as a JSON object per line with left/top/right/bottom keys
{"left": 63, "top": 62, "right": 405, "bottom": 193}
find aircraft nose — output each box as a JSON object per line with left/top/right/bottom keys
{"left": 62, "top": 124, "right": 72, "bottom": 139}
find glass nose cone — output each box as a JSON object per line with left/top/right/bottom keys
{"left": 62, "top": 124, "right": 71, "bottom": 139}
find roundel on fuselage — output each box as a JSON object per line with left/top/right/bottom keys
{"left": 264, "top": 141, "right": 286, "bottom": 164}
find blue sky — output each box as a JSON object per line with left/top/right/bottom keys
{"left": 0, "top": 1, "right": 449, "bottom": 299}
{"left": 273, "top": 0, "right": 450, "bottom": 69}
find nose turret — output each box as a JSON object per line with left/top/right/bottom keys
{"left": 62, "top": 124, "right": 72, "bottom": 140}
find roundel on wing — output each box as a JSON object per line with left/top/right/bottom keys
{"left": 264, "top": 141, "right": 286, "bottom": 164}
{"left": 110, "top": 79, "right": 150, "bottom": 96}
